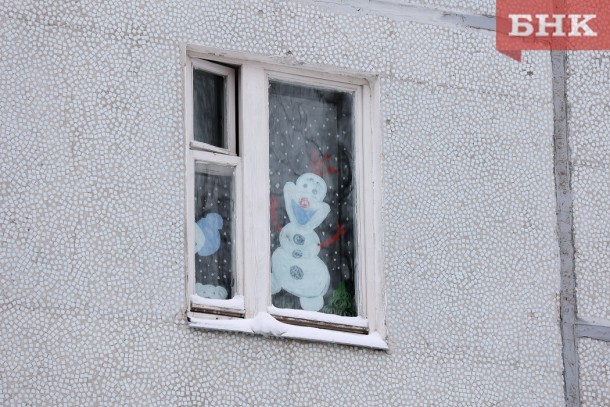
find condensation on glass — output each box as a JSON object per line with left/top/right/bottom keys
{"left": 194, "top": 162, "right": 235, "bottom": 300}
{"left": 193, "top": 69, "right": 226, "bottom": 148}
{"left": 269, "top": 80, "right": 357, "bottom": 316}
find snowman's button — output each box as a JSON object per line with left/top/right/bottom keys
{"left": 293, "top": 234, "right": 305, "bottom": 245}
{"left": 292, "top": 249, "right": 303, "bottom": 258}
{"left": 290, "top": 265, "right": 304, "bottom": 280}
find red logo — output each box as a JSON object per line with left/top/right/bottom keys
{"left": 496, "top": 0, "right": 610, "bottom": 61}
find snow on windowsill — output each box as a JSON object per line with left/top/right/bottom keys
{"left": 190, "top": 294, "right": 245, "bottom": 310}
{"left": 267, "top": 305, "right": 368, "bottom": 328}
{"left": 188, "top": 312, "right": 388, "bottom": 350}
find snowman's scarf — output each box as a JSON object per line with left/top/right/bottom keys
{"left": 290, "top": 200, "right": 317, "bottom": 225}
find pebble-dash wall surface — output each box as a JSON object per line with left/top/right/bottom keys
{"left": 0, "top": 0, "right": 568, "bottom": 404}
{"left": 578, "top": 338, "right": 610, "bottom": 405}
{"left": 567, "top": 50, "right": 610, "bottom": 407}
{"left": 372, "top": 0, "right": 495, "bottom": 17}
{"left": 567, "top": 51, "right": 610, "bottom": 323}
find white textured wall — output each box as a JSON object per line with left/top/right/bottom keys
{"left": 568, "top": 51, "right": 610, "bottom": 322}
{"left": 578, "top": 339, "right": 610, "bottom": 406}
{"left": 382, "top": 0, "right": 495, "bottom": 16}
{"left": 1, "top": 0, "right": 565, "bottom": 404}
{"left": 567, "top": 50, "right": 610, "bottom": 406}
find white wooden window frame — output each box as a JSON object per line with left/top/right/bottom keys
{"left": 185, "top": 59, "right": 245, "bottom": 317}
{"left": 184, "top": 48, "right": 387, "bottom": 349}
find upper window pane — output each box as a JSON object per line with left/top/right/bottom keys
{"left": 193, "top": 69, "right": 226, "bottom": 148}
{"left": 269, "top": 80, "right": 356, "bottom": 316}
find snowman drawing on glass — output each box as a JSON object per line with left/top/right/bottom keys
{"left": 271, "top": 173, "right": 331, "bottom": 311}
{"left": 194, "top": 212, "right": 228, "bottom": 300}
{"left": 194, "top": 212, "right": 223, "bottom": 257}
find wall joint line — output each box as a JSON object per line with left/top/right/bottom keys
{"left": 551, "top": 49, "right": 580, "bottom": 407}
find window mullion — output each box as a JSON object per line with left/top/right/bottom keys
{"left": 240, "top": 64, "right": 271, "bottom": 318}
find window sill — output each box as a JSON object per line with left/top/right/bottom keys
{"left": 188, "top": 312, "right": 388, "bottom": 350}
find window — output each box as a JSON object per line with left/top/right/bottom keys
{"left": 184, "top": 50, "right": 386, "bottom": 348}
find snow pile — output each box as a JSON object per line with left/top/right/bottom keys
{"left": 190, "top": 294, "right": 245, "bottom": 310}
{"left": 268, "top": 305, "right": 368, "bottom": 327}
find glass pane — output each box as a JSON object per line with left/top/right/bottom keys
{"left": 193, "top": 69, "right": 226, "bottom": 148}
{"left": 269, "top": 80, "right": 356, "bottom": 316}
{"left": 194, "top": 162, "right": 235, "bottom": 299}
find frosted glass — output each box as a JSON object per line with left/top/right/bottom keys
{"left": 268, "top": 81, "right": 356, "bottom": 316}
{"left": 194, "top": 163, "right": 235, "bottom": 299}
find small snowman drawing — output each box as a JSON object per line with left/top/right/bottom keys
{"left": 271, "top": 173, "right": 331, "bottom": 311}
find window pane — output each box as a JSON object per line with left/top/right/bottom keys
{"left": 194, "top": 162, "right": 235, "bottom": 299}
{"left": 193, "top": 69, "right": 226, "bottom": 148}
{"left": 269, "top": 81, "right": 356, "bottom": 316}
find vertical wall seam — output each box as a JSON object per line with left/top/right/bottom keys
{"left": 551, "top": 49, "right": 580, "bottom": 407}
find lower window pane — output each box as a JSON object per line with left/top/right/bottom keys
{"left": 269, "top": 80, "right": 357, "bottom": 316}
{"left": 194, "top": 162, "right": 235, "bottom": 300}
